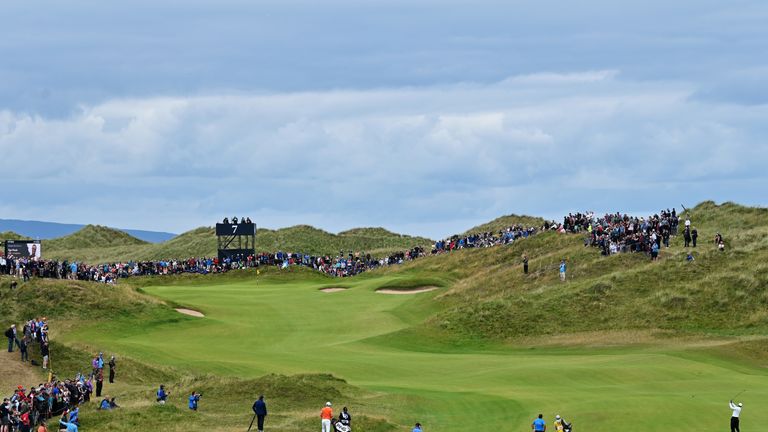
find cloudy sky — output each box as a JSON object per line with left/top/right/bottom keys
{"left": 1, "top": 0, "right": 766, "bottom": 238}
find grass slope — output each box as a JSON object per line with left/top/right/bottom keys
{"left": 3, "top": 201, "right": 766, "bottom": 432}
{"left": 0, "top": 231, "right": 31, "bottom": 241}
{"left": 45, "top": 225, "right": 148, "bottom": 256}
{"left": 44, "top": 224, "right": 433, "bottom": 262}
{"left": 413, "top": 201, "right": 768, "bottom": 339}
{"left": 461, "top": 213, "right": 547, "bottom": 236}
{"left": 48, "top": 266, "right": 768, "bottom": 432}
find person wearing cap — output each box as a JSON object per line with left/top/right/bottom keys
{"left": 252, "top": 394, "right": 267, "bottom": 432}
{"left": 321, "top": 402, "right": 333, "bottom": 432}
{"left": 729, "top": 400, "right": 742, "bottom": 432}
{"left": 412, "top": 422, "right": 422, "bottom": 432}
{"left": 553, "top": 415, "right": 564, "bottom": 432}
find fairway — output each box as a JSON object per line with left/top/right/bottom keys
{"left": 61, "top": 272, "right": 768, "bottom": 432}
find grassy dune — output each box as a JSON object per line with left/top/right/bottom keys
{"left": 2, "top": 201, "right": 766, "bottom": 431}
{"left": 42, "top": 225, "right": 433, "bottom": 262}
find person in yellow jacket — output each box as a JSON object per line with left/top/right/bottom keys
{"left": 554, "top": 415, "right": 564, "bottom": 432}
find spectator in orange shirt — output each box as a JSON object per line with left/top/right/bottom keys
{"left": 321, "top": 401, "right": 333, "bottom": 432}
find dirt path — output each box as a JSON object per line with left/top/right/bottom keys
{"left": 0, "top": 349, "right": 45, "bottom": 390}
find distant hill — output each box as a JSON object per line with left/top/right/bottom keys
{"left": 41, "top": 224, "right": 435, "bottom": 262}
{"left": 461, "top": 214, "right": 547, "bottom": 236}
{"left": 0, "top": 218, "right": 176, "bottom": 243}
{"left": 0, "top": 231, "right": 31, "bottom": 241}
{"left": 45, "top": 225, "right": 148, "bottom": 251}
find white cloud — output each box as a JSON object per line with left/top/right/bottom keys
{"left": 0, "top": 72, "right": 766, "bottom": 237}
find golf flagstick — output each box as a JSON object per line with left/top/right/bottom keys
{"left": 247, "top": 413, "right": 257, "bottom": 432}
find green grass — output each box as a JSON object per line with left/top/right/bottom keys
{"left": 4, "top": 201, "right": 767, "bottom": 431}
{"left": 43, "top": 224, "right": 434, "bottom": 262}
{"left": 0, "top": 231, "right": 30, "bottom": 240}
{"left": 460, "top": 213, "right": 547, "bottom": 236}
{"left": 50, "top": 268, "right": 768, "bottom": 432}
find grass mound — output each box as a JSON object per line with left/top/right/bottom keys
{"left": 0, "top": 231, "right": 31, "bottom": 240}
{"left": 43, "top": 223, "right": 434, "bottom": 262}
{"left": 461, "top": 213, "right": 547, "bottom": 236}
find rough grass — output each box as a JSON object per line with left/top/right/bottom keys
{"left": 43, "top": 224, "right": 434, "bottom": 262}
{"left": 3, "top": 200, "right": 767, "bottom": 432}
{"left": 460, "top": 213, "right": 547, "bottom": 236}
{"left": 370, "top": 201, "right": 768, "bottom": 340}
{"left": 0, "top": 231, "right": 30, "bottom": 241}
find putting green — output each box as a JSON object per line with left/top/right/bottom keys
{"left": 63, "top": 274, "right": 768, "bottom": 431}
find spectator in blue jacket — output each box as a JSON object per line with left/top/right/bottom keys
{"left": 188, "top": 391, "right": 201, "bottom": 411}
{"left": 156, "top": 385, "right": 168, "bottom": 404}
{"left": 252, "top": 394, "right": 267, "bottom": 432}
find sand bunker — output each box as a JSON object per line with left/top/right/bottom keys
{"left": 320, "top": 287, "right": 348, "bottom": 293}
{"left": 376, "top": 286, "right": 439, "bottom": 295}
{"left": 175, "top": 308, "right": 205, "bottom": 317}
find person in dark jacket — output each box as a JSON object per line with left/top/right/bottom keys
{"left": 108, "top": 356, "right": 116, "bottom": 383}
{"left": 5, "top": 325, "right": 17, "bottom": 352}
{"left": 252, "top": 395, "right": 267, "bottom": 432}
{"left": 692, "top": 227, "right": 698, "bottom": 248}
{"left": 339, "top": 406, "right": 352, "bottom": 430}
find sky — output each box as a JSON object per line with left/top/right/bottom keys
{"left": 1, "top": 0, "right": 766, "bottom": 239}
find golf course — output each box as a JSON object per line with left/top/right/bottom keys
{"left": 63, "top": 271, "right": 768, "bottom": 432}
{"left": 3, "top": 202, "right": 768, "bottom": 431}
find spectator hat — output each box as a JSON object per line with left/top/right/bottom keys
{"left": 326, "top": 401, "right": 332, "bottom": 406}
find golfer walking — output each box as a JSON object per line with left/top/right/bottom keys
{"left": 321, "top": 402, "right": 333, "bottom": 432}
{"left": 252, "top": 395, "right": 267, "bottom": 432}
{"left": 532, "top": 414, "right": 546, "bottom": 432}
{"left": 729, "top": 400, "right": 742, "bottom": 432}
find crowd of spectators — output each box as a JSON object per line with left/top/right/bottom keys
{"left": 3, "top": 318, "right": 120, "bottom": 431}
{"left": 1, "top": 207, "right": 720, "bottom": 284}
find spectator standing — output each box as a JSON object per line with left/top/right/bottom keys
{"left": 321, "top": 402, "right": 333, "bottom": 432}
{"left": 412, "top": 423, "right": 423, "bottom": 432}
{"left": 41, "top": 341, "right": 49, "bottom": 369}
{"left": 683, "top": 226, "right": 691, "bottom": 247}
{"left": 559, "top": 260, "right": 566, "bottom": 282}
{"left": 188, "top": 391, "right": 201, "bottom": 411}
{"left": 5, "top": 325, "right": 17, "bottom": 352}
{"left": 523, "top": 254, "right": 529, "bottom": 274}
{"left": 108, "top": 356, "right": 116, "bottom": 383}
{"left": 692, "top": 228, "right": 698, "bottom": 248}
{"left": 95, "top": 369, "right": 104, "bottom": 398}
{"left": 156, "top": 385, "right": 168, "bottom": 404}
{"left": 252, "top": 395, "right": 267, "bottom": 432}
{"left": 19, "top": 334, "right": 29, "bottom": 362}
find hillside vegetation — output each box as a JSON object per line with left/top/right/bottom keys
{"left": 461, "top": 213, "right": 547, "bottom": 236}
{"left": 373, "top": 201, "right": 768, "bottom": 340}
{"left": 2, "top": 201, "right": 768, "bottom": 432}
{"left": 0, "top": 231, "right": 30, "bottom": 241}
{"left": 42, "top": 224, "right": 433, "bottom": 262}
